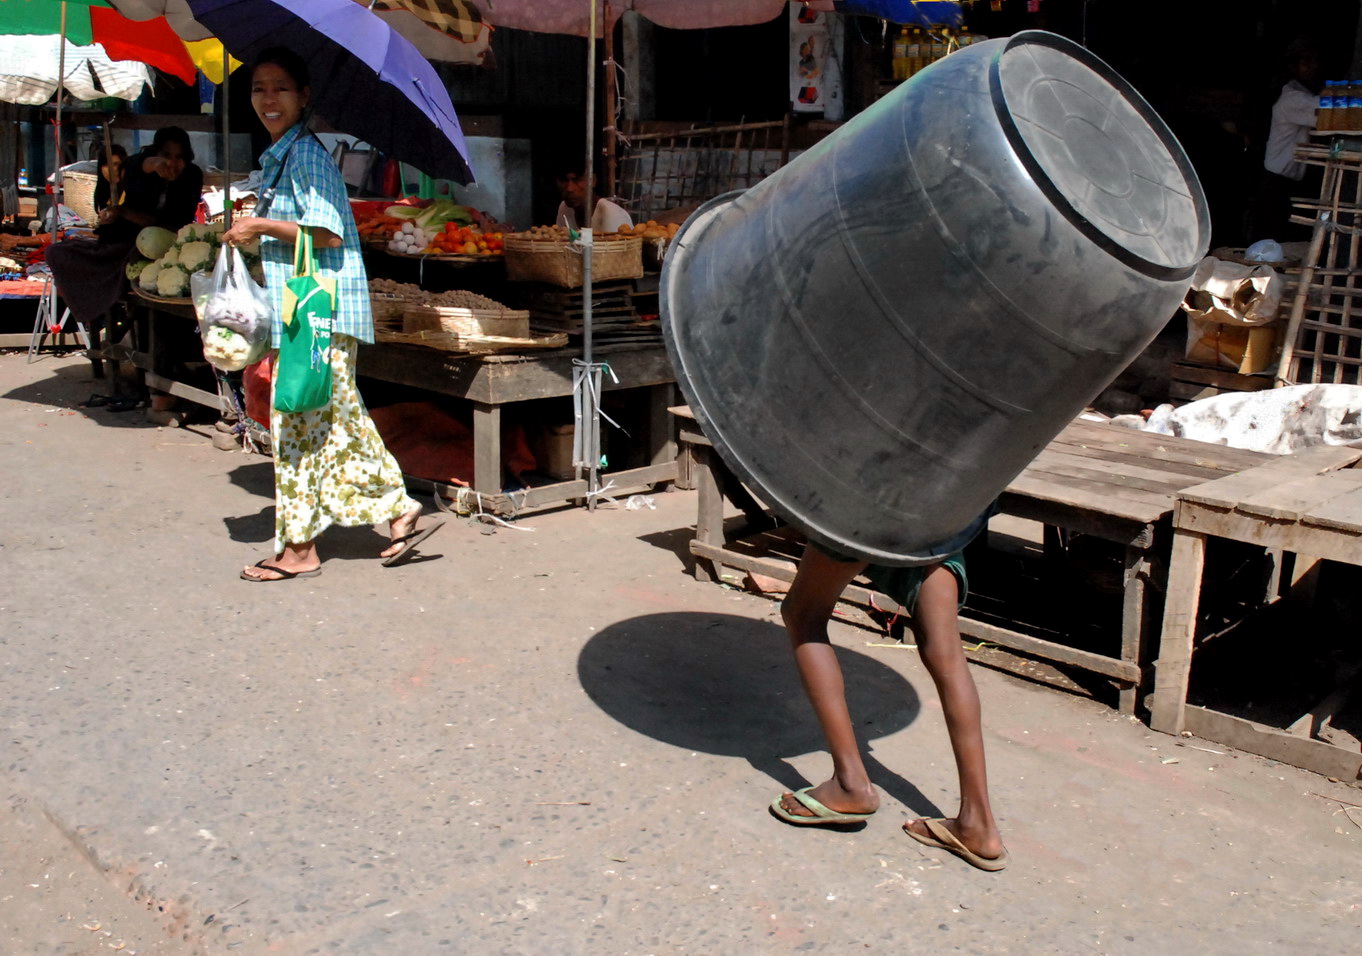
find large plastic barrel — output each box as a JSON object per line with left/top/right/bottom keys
{"left": 660, "top": 30, "right": 1209, "bottom": 566}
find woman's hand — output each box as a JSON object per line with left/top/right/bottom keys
{"left": 97, "top": 207, "right": 118, "bottom": 226}
{"left": 223, "top": 217, "right": 267, "bottom": 245}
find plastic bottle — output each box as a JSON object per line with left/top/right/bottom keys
{"left": 1318, "top": 80, "right": 1339, "bottom": 132}
{"left": 892, "top": 27, "right": 910, "bottom": 81}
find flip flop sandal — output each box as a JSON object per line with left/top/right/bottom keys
{"left": 79, "top": 394, "right": 111, "bottom": 408}
{"left": 240, "top": 560, "right": 322, "bottom": 582}
{"left": 769, "top": 786, "right": 876, "bottom": 827}
{"left": 381, "top": 518, "right": 445, "bottom": 567}
{"left": 903, "top": 818, "right": 1009, "bottom": 872}
{"left": 106, "top": 396, "right": 143, "bottom": 413}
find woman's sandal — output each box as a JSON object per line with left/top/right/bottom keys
{"left": 240, "top": 560, "right": 322, "bottom": 582}
{"left": 381, "top": 517, "right": 445, "bottom": 567}
{"left": 903, "top": 818, "right": 1009, "bottom": 871}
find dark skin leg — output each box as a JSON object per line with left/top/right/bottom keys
{"left": 777, "top": 546, "right": 1003, "bottom": 860}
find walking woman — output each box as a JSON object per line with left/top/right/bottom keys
{"left": 224, "top": 47, "right": 440, "bottom": 581}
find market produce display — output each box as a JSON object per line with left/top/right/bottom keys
{"left": 368, "top": 277, "right": 507, "bottom": 310}
{"left": 355, "top": 200, "right": 506, "bottom": 258}
{"left": 616, "top": 220, "right": 679, "bottom": 241}
{"left": 130, "top": 222, "right": 262, "bottom": 301}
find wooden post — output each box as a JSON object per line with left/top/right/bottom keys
{"left": 603, "top": 4, "right": 618, "bottom": 200}
{"left": 1150, "top": 528, "right": 1208, "bottom": 735}
{"left": 1118, "top": 545, "right": 1151, "bottom": 715}
{"left": 472, "top": 401, "right": 502, "bottom": 497}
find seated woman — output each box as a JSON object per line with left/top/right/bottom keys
{"left": 92, "top": 143, "right": 127, "bottom": 218}
{"left": 47, "top": 127, "right": 203, "bottom": 410}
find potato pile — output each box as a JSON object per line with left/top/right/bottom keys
{"left": 522, "top": 224, "right": 570, "bottom": 241}
{"left": 617, "top": 220, "right": 679, "bottom": 240}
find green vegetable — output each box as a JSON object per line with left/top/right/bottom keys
{"left": 413, "top": 199, "right": 472, "bottom": 231}
{"left": 139, "top": 260, "right": 163, "bottom": 291}
{"left": 125, "top": 259, "right": 151, "bottom": 281}
{"left": 384, "top": 205, "right": 423, "bottom": 220}
{"left": 135, "top": 226, "right": 176, "bottom": 260}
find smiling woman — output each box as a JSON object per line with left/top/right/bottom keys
{"left": 221, "top": 47, "right": 442, "bottom": 583}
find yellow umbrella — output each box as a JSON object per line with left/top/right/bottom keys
{"left": 183, "top": 36, "right": 240, "bottom": 84}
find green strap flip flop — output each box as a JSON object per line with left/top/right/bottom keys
{"left": 769, "top": 786, "right": 876, "bottom": 827}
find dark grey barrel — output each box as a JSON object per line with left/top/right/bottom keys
{"left": 660, "top": 30, "right": 1209, "bottom": 566}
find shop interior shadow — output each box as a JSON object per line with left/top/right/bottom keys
{"left": 577, "top": 611, "right": 943, "bottom": 822}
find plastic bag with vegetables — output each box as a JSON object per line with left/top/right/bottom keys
{"left": 191, "top": 243, "right": 272, "bottom": 372}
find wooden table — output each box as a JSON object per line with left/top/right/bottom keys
{"left": 1149, "top": 444, "right": 1362, "bottom": 779}
{"left": 675, "top": 407, "right": 1274, "bottom": 714}
{"left": 359, "top": 341, "right": 678, "bottom": 513}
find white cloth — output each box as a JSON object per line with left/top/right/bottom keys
{"left": 557, "top": 198, "right": 632, "bottom": 233}
{"left": 1143, "top": 385, "right": 1362, "bottom": 455}
{"left": 0, "top": 35, "right": 151, "bottom": 105}
{"left": 1265, "top": 79, "right": 1319, "bottom": 180}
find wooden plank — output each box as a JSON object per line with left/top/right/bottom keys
{"left": 693, "top": 446, "right": 725, "bottom": 583}
{"left": 1005, "top": 470, "right": 1172, "bottom": 526}
{"left": 1171, "top": 363, "right": 1277, "bottom": 390}
{"left": 1177, "top": 505, "right": 1362, "bottom": 566}
{"left": 1037, "top": 440, "right": 1249, "bottom": 482}
{"left": 1302, "top": 482, "right": 1362, "bottom": 534}
{"left": 996, "top": 492, "right": 1154, "bottom": 547}
{"left": 1234, "top": 469, "right": 1362, "bottom": 522}
{"left": 1029, "top": 447, "right": 1219, "bottom": 495}
{"left": 1118, "top": 546, "right": 1152, "bottom": 715}
{"left": 1149, "top": 530, "right": 1207, "bottom": 735}
{"left": 1183, "top": 705, "right": 1362, "bottom": 780}
{"left": 1178, "top": 445, "right": 1362, "bottom": 508}
{"left": 142, "top": 372, "right": 220, "bottom": 411}
{"left": 472, "top": 401, "right": 501, "bottom": 495}
{"left": 1054, "top": 421, "right": 1272, "bottom": 472}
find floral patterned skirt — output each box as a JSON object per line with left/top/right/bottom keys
{"left": 270, "top": 334, "right": 418, "bottom": 552}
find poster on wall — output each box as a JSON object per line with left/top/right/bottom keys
{"left": 789, "top": 5, "right": 843, "bottom": 118}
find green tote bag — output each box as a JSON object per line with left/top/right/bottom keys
{"left": 274, "top": 227, "right": 336, "bottom": 413}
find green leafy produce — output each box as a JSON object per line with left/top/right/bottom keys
{"left": 176, "top": 223, "right": 199, "bottom": 244}
{"left": 125, "top": 259, "right": 151, "bottom": 281}
{"left": 135, "top": 226, "right": 176, "bottom": 259}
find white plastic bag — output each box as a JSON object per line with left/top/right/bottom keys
{"left": 192, "top": 242, "right": 272, "bottom": 372}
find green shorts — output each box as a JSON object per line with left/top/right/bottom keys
{"left": 813, "top": 543, "right": 968, "bottom": 616}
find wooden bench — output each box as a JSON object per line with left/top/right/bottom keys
{"left": 1149, "top": 445, "right": 1362, "bottom": 779}
{"left": 673, "top": 406, "right": 1273, "bottom": 714}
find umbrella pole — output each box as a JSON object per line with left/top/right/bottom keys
{"left": 582, "top": 0, "right": 600, "bottom": 508}
{"left": 38, "top": 3, "right": 69, "bottom": 352}
{"left": 221, "top": 41, "right": 232, "bottom": 230}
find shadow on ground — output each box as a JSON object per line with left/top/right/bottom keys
{"left": 578, "top": 612, "right": 943, "bottom": 818}
{"left": 1, "top": 355, "right": 159, "bottom": 430}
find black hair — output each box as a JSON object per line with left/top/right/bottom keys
{"left": 253, "top": 46, "right": 311, "bottom": 91}
{"left": 151, "top": 126, "right": 194, "bottom": 162}
{"left": 99, "top": 143, "right": 127, "bottom": 166}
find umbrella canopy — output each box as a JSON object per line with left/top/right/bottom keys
{"left": 1, "top": 0, "right": 199, "bottom": 83}
{"left": 186, "top": 0, "right": 474, "bottom": 183}
{"left": 363, "top": 1, "right": 491, "bottom": 65}
{"left": 0, "top": 33, "right": 152, "bottom": 104}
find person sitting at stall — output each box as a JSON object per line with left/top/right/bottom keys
{"left": 47, "top": 127, "right": 203, "bottom": 411}
{"left": 93, "top": 143, "right": 127, "bottom": 216}
{"left": 1247, "top": 40, "right": 1322, "bottom": 243}
{"left": 555, "top": 160, "right": 632, "bottom": 233}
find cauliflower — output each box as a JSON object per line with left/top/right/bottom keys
{"left": 175, "top": 223, "right": 199, "bottom": 244}
{"left": 156, "top": 264, "right": 189, "bottom": 298}
{"left": 125, "top": 258, "right": 151, "bottom": 281}
{"left": 160, "top": 246, "right": 180, "bottom": 268}
{"left": 139, "top": 259, "right": 163, "bottom": 291}
{"left": 199, "top": 222, "right": 226, "bottom": 243}
{"left": 202, "top": 325, "right": 260, "bottom": 371}
{"left": 135, "top": 226, "right": 175, "bottom": 259}
{"left": 178, "top": 241, "right": 214, "bottom": 273}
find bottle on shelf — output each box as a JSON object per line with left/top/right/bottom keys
{"left": 892, "top": 26, "right": 910, "bottom": 81}
{"left": 1318, "top": 80, "right": 1340, "bottom": 132}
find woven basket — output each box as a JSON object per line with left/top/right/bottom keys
{"left": 403, "top": 303, "right": 530, "bottom": 338}
{"left": 376, "top": 329, "right": 568, "bottom": 353}
{"left": 370, "top": 291, "right": 422, "bottom": 332}
{"left": 503, "top": 234, "right": 643, "bottom": 288}
{"left": 62, "top": 171, "right": 98, "bottom": 225}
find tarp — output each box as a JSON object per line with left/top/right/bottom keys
{"left": 0, "top": 34, "right": 152, "bottom": 104}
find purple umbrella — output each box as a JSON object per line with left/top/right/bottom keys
{"left": 187, "top": 0, "right": 473, "bottom": 183}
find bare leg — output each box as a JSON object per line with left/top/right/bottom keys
{"left": 775, "top": 545, "right": 880, "bottom": 818}
{"left": 904, "top": 566, "right": 1004, "bottom": 860}
{"left": 242, "top": 540, "right": 320, "bottom": 580}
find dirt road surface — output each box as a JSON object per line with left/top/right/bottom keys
{"left": 2, "top": 352, "right": 1359, "bottom": 954}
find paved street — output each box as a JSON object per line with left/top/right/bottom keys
{"left": 2, "top": 352, "right": 1360, "bottom": 954}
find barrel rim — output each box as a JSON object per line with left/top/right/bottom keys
{"left": 989, "top": 29, "right": 1210, "bottom": 281}
{"left": 660, "top": 190, "right": 994, "bottom": 567}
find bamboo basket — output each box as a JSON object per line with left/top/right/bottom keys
{"left": 370, "top": 291, "right": 422, "bottom": 332}
{"left": 503, "top": 233, "right": 642, "bottom": 288}
{"left": 403, "top": 303, "right": 530, "bottom": 338}
{"left": 62, "top": 171, "right": 99, "bottom": 224}
{"left": 376, "top": 329, "right": 568, "bottom": 354}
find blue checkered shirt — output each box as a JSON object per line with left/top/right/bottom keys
{"left": 259, "top": 123, "right": 372, "bottom": 347}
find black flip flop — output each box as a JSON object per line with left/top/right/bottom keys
{"left": 79, "top": 394, "right": 111, "bottom": 408}
{"left": 106, "top": 396, "right": 143, "bottom": 413}
{"left": 381, "top": 518, "right": 445, "bottom": 567}
{"left": 240, "top": 560, "right": 322, "bottom": 582}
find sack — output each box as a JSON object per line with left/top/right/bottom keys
{"left": 192, "top": 243, "right": 272, "bottom": 372}
{"left": 274, "top": 227, "right": 336, "bottom": 413}
{"left": 244, "top": 355, "right": 273, "bottom": 429}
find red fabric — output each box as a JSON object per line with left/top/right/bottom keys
{"left": 369, "top": 401, "right": 537, "bottom": 487}
{"left": 90, "top": 9, "right": 197, "bottom": 85}
{"left": 243, "top": 357, "right": 272, "bottom": 430}
{"left": 0, "top": 278, "right": 47, "bottom": 298}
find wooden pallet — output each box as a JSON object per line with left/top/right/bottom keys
{"left": 1170, "top": 362, "right": 1276, "bottom": 404}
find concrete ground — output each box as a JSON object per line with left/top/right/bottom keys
{"left": 1, "top": 351, "right": 1360, "bottom": 955}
